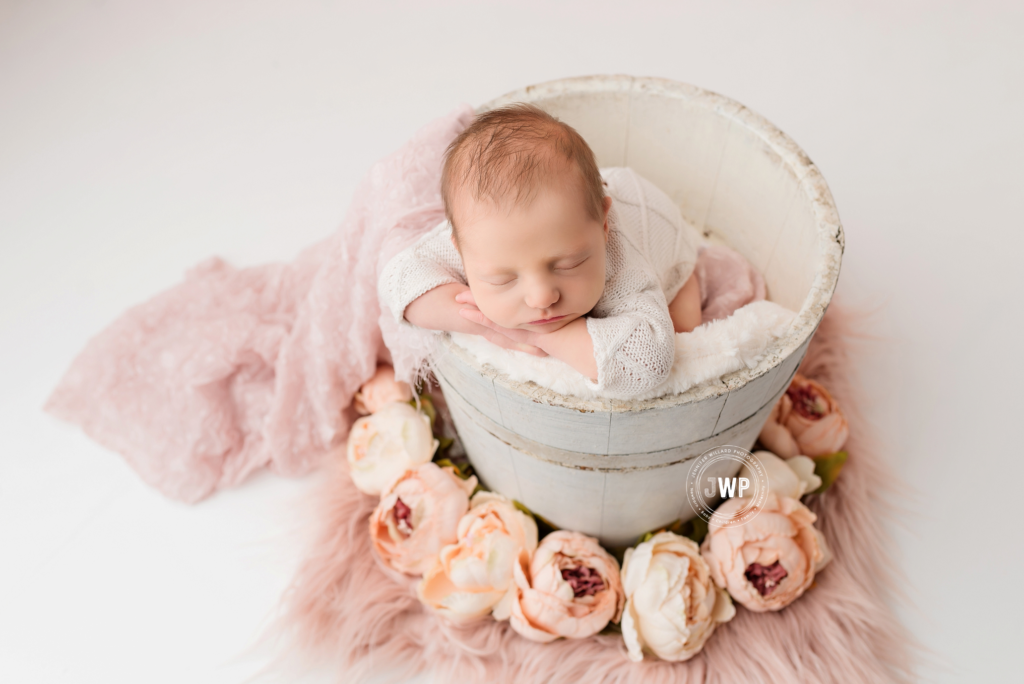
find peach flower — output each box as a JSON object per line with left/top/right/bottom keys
{"left": 370, "top": 463, "right": 478, "bottom": 576}
{"left": 418, "top": 492, "right": 538, "bottom": 623}
{"left": 701, "top": 493, "right": 832, "bottom": 612}
{"left": 509, "top": 530, "right": 624, "bottom": 643}
{"left": 345, "top": 402, "right": 438, "bottom": 496}
{"left": 759, "top": 373, "right": 849, "bottom": 458}
{"left": 738, "top": 450, "right": 821, "bottom": 500}
{"left": 620, "top": 532, "right": 735, "bottom": 662}
{"left": 353, "top": 364, "right": 414, "bottom": 415}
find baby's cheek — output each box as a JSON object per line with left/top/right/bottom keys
{"left": 474, "top": 290, "right": 517, "bottom": 328}
{"left": 572, "top": 269, "right": 606, "bottom": 311}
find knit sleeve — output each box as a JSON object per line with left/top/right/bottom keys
{"left": 605, "top": 166, "right": 701, "bottom": 303}
{"left": 585, "top": 231, "right": 676, "bottom": 396}
{"left": 378, "top": 221, "right": 466, "bottom": 324}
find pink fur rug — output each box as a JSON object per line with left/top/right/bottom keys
{"left": 273, "top": 302, "right": 917, "bottom": 683}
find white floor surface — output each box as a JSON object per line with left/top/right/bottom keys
{"left": 2, "top": 2, "right": 1022, "bottom": 682}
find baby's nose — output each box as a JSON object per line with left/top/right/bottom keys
{"left": 526, "top": 284, "right": 560, "bottom": 310}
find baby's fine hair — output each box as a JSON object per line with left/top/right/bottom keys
{"left": 440, "top": 104, "right": 605, "bottom": 234}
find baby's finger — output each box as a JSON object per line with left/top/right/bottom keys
{"left": 454, "top": 290, "right": 476, "bottom": 305}
{"left": 478, "top": 328, "right": 547, "bottom": 356}
{"left": 517, "top": 343, "right": 548, "bottom": 357}
{"left": 459, "top": 308, "right": 494, "bottom": 328}
{"left": 481, "top": 329, "right": 516, "bottom": 350}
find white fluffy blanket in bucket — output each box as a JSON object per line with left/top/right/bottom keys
{"left": 450, "top": 299, "right": 795, "bottom": 402}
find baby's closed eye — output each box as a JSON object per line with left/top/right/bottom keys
{"left": 554, "top": 256, "right": 589, "bottom": 271}
{"left": 480, "top": 275, "right": 517, "bottom": 286}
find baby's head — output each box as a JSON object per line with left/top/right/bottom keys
{"left": 441, "top": 104, "right": 612, "bottom": 333}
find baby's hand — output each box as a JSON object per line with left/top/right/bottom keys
{"left": 455, "top": 291, "right": 548, "bottom": 357}
{"left": 453, "top": 289, "right": 476, "bottom": 307}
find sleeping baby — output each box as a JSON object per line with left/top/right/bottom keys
{"left": 379, "top": 104, "right": 704, "bottom": 397}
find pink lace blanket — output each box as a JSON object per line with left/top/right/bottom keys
{"left": 45, "top": 106, "right": 474, "bottom": 502}
{"left": 44, "top": 106, "right": 766, "bottom": 504}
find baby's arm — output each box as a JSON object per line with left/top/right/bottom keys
{"left": 457, "top": 284, "right": 674, "bottom": 394}
{"left": 405, "top": 283, "right": 481, "bottom": 335}
{"left": 668, "top": 271, "right": 702, "bottom": 333}
{"left": 406, "top": 284, "right": 548, "bottom": 356}
{"left": 529, "top": 319, "right": 596, "bottom": 379}
{"left": 456, "top": 295, "right": 596, "bottom": 379}
{"left": 380, "top": 223, "right": 545, "bottom": 356}
{"left": 584, "top": 287, "right": 676, "bottom": 394}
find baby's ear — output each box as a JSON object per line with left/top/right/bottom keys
{"left": 602, "top": 195, "right": 613, "bottom": 239}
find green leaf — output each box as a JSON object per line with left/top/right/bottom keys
{"left": 635, "top": 517, "right": 709, "bottom": 547}
{"left": 434, "top": 457, "right": 474, "bottom": 481}
{"left": 412, "top": 395, "right": 437, "bottom": 426}
{"left": 435, "top": 457, "right": 457, "bottom": 471}
{"left": 637, "top": 530, "right": 657, "bottom": 544}
{"left": 811, "top": 451, "right": 848, "bottom": 494}
{"left": 684, "top": 517, "right": 709, "bottom": 545}
{"left": 512, "top": 499, "right": 535, "bottom": 518}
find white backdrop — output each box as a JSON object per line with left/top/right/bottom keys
{"left": 2, "top": 1, "right": 1021, "bottom": 682}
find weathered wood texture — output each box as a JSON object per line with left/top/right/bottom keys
{"left": 432, "top": 76, "right": 843, "bottom": 546}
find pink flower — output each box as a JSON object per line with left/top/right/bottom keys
{"left": 370, "top": 463, "right": 478, "bottom": 576}
{"left": 509, "top": 531, "right": 624, "bottom": 643}
{"left": 417, "top": 492, "right": 538, "bottom": 623}
{"left": 353, "top": 364, "right": 414, "bottom": 415}
{"left": 700, "top": 493, "right": 832, "bottom": 612}
{"left": 759, "top": 373, "right": 849, "bottom": 457}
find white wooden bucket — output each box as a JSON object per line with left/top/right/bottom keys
{"left": 432, "top": 76, "right": 843, "bottom": 546}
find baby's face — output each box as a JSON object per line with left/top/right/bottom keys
{"left": 452, "top": 183, "right": 611, "bottom": 334}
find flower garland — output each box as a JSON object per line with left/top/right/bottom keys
{"left": 343, "top": 366, "right": 849, "bottom": 662}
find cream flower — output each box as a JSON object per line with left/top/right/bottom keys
{"left": 370, "top": 463, "right": 477, "bottom": 575}
{"left": 701, "top": 493, "right": 831, "bottom": 612}
{"left": 345, "top": 402, "right": 438, "bottom": 496}
{"left": 418, "top": 492, "right": 538, "bottom": 623}
{"left": 620, "top": 532, "right": 735, "bottom": 662}
{"left": 353, "top": 364, "right": 414, "bottom": 415}
{"left": 759, "top": 373, "right": 849, "bottom": 458}
{"left": 738, "top": 450, "right": 821, "bottom": 499}
{"left": 509, "top": 530, "right": 624, "bottom": 643}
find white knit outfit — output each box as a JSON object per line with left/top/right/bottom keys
{"left": 378, "top": 167, "right": 701, "bottom": 396}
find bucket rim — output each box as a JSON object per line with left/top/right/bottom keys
{"left": 438, "top": 75, "right": 843, "bottom": 412}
